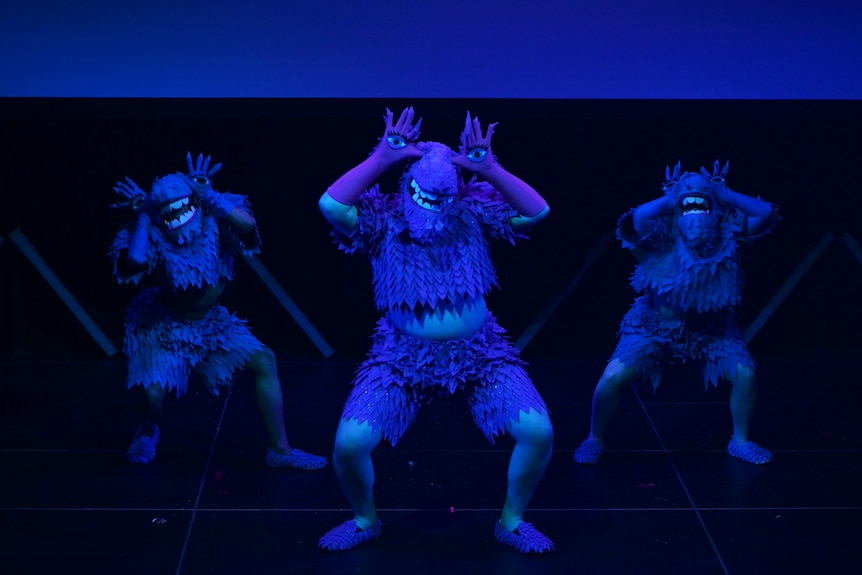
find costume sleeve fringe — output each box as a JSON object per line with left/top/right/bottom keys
{"left": 108, "top": 227, "right": 158, "bottom": 284}
{"left": 332, "top": 184, "right": 388, "bottom": 256}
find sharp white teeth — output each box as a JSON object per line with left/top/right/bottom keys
{"left": 170, "top": 198, "right": 184, "bottom": 210}
{"left": 176, "top": 210, "right": 193, "bottom": 226}
{"left": 165, "top": 205, "right": 196, "bottom": 230}
{"left": 683, "top": 196, "right": 707, "bottom": 206}
{"left": 411, "top": 179, "right": 450, "bottom": 212}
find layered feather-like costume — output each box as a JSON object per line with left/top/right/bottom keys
{"left": 333, "top": 180, "right": 546, "bottom": 444}
{"left": 613, "top": 205, "right": 778, "bottom": 390}
{"left": 109, "top": 193, "right": 263, "bottom": 396}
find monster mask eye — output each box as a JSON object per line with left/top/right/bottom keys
{"left": 710, "top": 176, "right": 725, "bottom": 186}
{"left": 465, "top": 146, "right": 488, "bottom": 162}
{"left": 194, "top": 176, "right": 210, "bottom": 187}
{"left": 386, "top": 133, "right": 408, "bottom": 149}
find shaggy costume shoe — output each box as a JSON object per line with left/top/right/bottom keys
{"left": 265, "top": 448, "right": 327, "bottom": 470}
{"left": 126, "top": 426, "right": 160, "bottom": 464}
{"left": 494, "top": 520, "right": 554, "bottom": 553}
{"left": 574, "top": 437, "right": 605, "bottom": 464}
{"left": 728, "top": 439, "right": 774, "bottom": 464}
{"left": 319, "top": 519, "right": 383, "bottom": 551}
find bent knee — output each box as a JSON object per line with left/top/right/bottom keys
{"left": 333, "top": 418, "right": 380, "bottom": 457}
{"left": 248, "top": 346, "right": 277, "bottom": 374}
{"left": 512, "top": 409, "right": 554, "bottom": 447}
{"left": 144, "top": 383, "right": 167, "bottom": 403}
{"left": 600, "top": 358, "right": 636, "bottom": 390}
{"left": 730, "top": 363, "right": 757, "bottom": 391}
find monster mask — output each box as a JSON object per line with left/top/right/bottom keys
{"left": 663, "top": 162, "right": 729, "bottom": 256}
{"left": 400, "top": 141, "right": 462, "bottom": 235}
{"left": 149, "top": 173, "right": 203, "bottom": 244}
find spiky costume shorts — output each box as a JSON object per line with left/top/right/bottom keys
{"left": 612, "top": 295, "right": 755, "bottom": 391}
{"left": 123, "top": 287, "right": 264, "bottom": 396}
{"left": 341, "top": 312, "right": 548, "bottom": 445}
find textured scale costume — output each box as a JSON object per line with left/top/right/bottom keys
{"left": 335, "top": 153, "right": 544, "bottom": 445}
{"left": 109, "top": 153, "right": 326, "bottom": 471}
{"left": 318, "top": 108, "right": 555, "bottom": 553}
{"left": 575, "top": 160, "right": 779, "bottom": 466}
{"left": 111, "top": 171, "right": 262, "bottom": 397}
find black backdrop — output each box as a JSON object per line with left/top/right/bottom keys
{"left": 2, "top": 98, "right": 860, "bottom": 362}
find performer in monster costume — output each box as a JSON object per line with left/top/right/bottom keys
{"left": 574, "top": 161, "right": 778, "bottom": 465}
{"left": 109, "top": 153, "right": 326, "bottom": 471}
{"left": 317, "top": 108, "right": 555, "bottom": 553}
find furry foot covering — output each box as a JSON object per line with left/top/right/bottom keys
{"left": 265, "top": 448, "right": 327, "bottom": 470}
{"left": 574, "top": 437, "right": 605, "bottom": 464}
{"left": 126, "top": 426, "right": 160, "bottom": 464}
{"left": 727, "top": 439, "right": 774, "bottom": 464}
{"left": 494, "top": 520, "right": 554, "bottom": 553}
{"left": 319, "top": 519, "right": 383, "bottom": 551}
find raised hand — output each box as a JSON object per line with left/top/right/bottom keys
{"left": 185, "top": 152, "right": 222, "bottom": 193}
{"left": 111, "top": 177, "right": 149, "bottom": 212}
{"left": 372, "top": 107, "right": 424, "bottom": 166}
{"left": 700, "top": 159, "right": 730, "bottom": 203}
{"left": 451, "top": 112, "right": 498, "bottom": 173}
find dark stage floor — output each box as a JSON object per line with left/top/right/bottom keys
{"left": 1, "top": 353, "right": 860, "bottom": 575}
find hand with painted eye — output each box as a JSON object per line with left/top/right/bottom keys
{"left": 184, "top": 152, "right": 222, "bottom": 194}
{"left": 700, "top": 160, "right": 731, "bottom": 204}
{"left": 111, "top": 177, "right": 151, "bottom": 212}
{"left": 374, "top": 107, "right": 424, "bottom": 165}
{"left": 451, "top": 112, "right": 497, "bottom": 173}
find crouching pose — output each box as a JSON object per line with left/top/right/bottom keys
{"left": 317, "top": 108, "right": 555, "bottom": 553}
{"left": 575, "top": 161, "right": 779, "bottom": 465}
{"left": 109, "top": 153, "right": 326, "bottom": 471}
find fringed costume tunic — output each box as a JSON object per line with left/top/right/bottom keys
{"left": 110, "top": 194, "right": 263, "bottom": 396}
{"left": 612, "top": 206, "right": 778, "bottom": 390}
{"left": 334, "top": 183, "right": 548, "bottom": 445}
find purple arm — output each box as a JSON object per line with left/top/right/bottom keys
{"left": 632, "top": 196, "right": 674, "bottom": 236}
{"left": 112, "top": 177, "right": 153, "bottom": 266}
{"left": 320, "top": 107, "right": 423, "bottom": 234}
{"left": 451, "top": 113, "right": 549, "bottom": 222}
{"left": 127, "top": 213, "right": 152, "bottom": 266}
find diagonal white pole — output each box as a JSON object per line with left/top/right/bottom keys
{"left": 840, "top": 232, "right": 862, "bottom": 267}
{"left": 516, "top": 230, "right": 614, "bottom": 351}
{"left": 242, "top": 254, "right": 334, "bottom": 358}
{"left": 8, "top": 229, "right": 118, "bottom": 356}
{"left": 743, "top": 232, "right": 835, "bottom": 344}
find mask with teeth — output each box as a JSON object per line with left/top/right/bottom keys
{"left": 149, "top": 173, "right": 202, "bottom": 243}
{"left": 401, "top": 142, "right": 460, "bottom": 235}
{"left": 665, "top": 172, "right": 724, "bottom": 255}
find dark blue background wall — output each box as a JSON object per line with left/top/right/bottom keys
{"left": 2, "top": 1, "right": 860, "bottom": 99}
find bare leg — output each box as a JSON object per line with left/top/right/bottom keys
{"left": 727, "top": 363, "right": 773, "bottom": 463}
{"left": 332, "top": 418, "right": 383, "bottom": 529}
{"left": 574, "top": 358, "right": 637, "bottom": 463}
{"left": 729, "top": 363, "right": 757, "bottom": 443}
{"left": 247, "top": 347, "right": 327, "bottom": 470}
{"left": 500, "top": 408, "right": 554, "bottom": 530}
{"left": 127, "top": 383, "right": 166, "bottom": 464}
{"left": 247, "top": 347, "right": 290, "bottom": 453}
{"left": 318, "top": 417, "right": 385, "bottom": 550}
{"left": 140, "top": 383, "right": 166, "bottom": 435}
